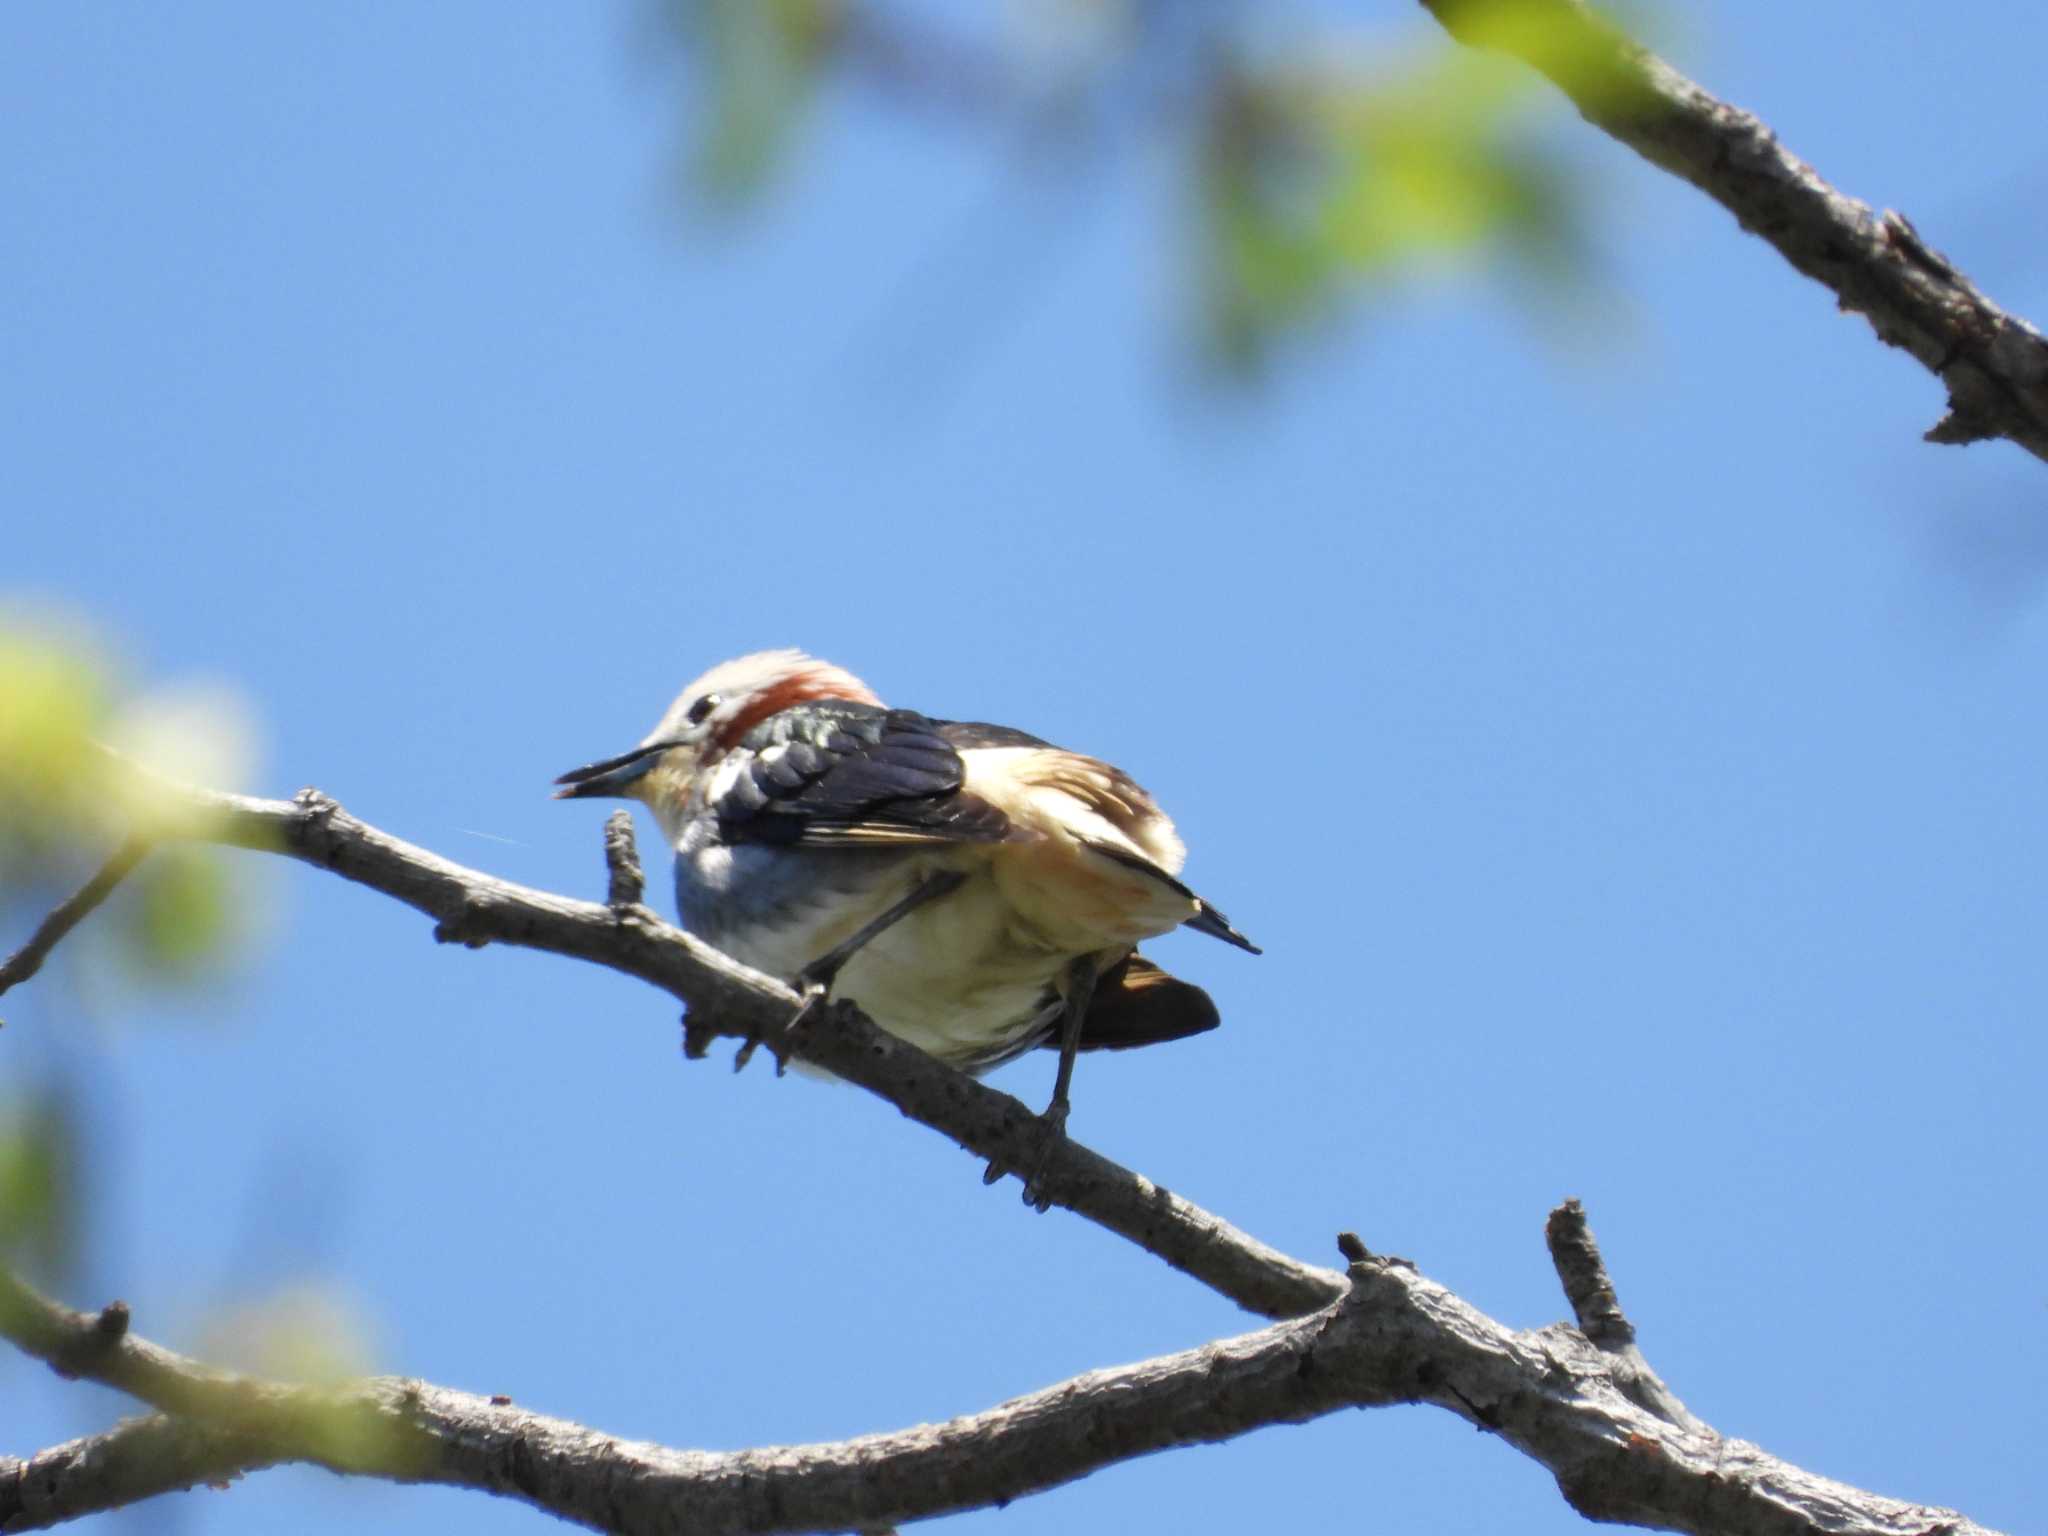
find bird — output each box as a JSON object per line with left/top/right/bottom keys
{"left": 553, "top": 649, "right": 1257, "bottom": 1204}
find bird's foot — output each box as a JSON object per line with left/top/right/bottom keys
{"left": 982, "top": 1096, "right": 1070, "bottom": 1213}
{"left": 733, "top": 968, "right": 834, "bottom": 1077}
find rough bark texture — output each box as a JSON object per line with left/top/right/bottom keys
{"left": 1418, "top": 0, "right": 2048, "bottom": 464}
{"left": 0, "top": 1415, "right": 282, "bottom": 1532}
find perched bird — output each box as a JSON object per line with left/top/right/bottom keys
{"left": 554, "top": 649, "right": 1256, "bottom": 1201}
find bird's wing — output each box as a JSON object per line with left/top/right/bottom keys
{"left": 949, "top": 739, "right": 1262, "bottom": 954}
{"left": 710, "top": 706, "right": 1014, "bottom": 848}
{"left": 933, "top": 719, "right": 1056, "bottom": 751}
{"left": 1081, "top": 839, "right": 1262, "bottom": 955}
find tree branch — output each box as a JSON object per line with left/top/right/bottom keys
{"left": 1543, "top": 1198, "right": 1704, "bottom": 1435}
{"left": 5, "top": 1230, "right": 1997, "bottom": 1536}
{"left": 0, "top": 834, "right": 151, "bottom": 1000}
{"left": 1, "top": 771, "right": 2004, "bottom": 1534}
{"left": 115, "top": 766, "right": 1343, "bottom": 1321}
{"left": 1418, "top": 0, "right": 2048, "bottom": 464}
{"left": 1, "top": 1414, "right": 282, "bottom": 1532}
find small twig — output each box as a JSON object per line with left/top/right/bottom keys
{"left": 1417, "top": 0, "right": 2048, "bottom": 464}
{"left": 1544, "top": 1197, "right": 1632, "bottom": 1347}
{"left": 602, "top": 811, "right": 646, "bottom": 908}
{"left": 1542, "top": 1198, "right": 1702, "bottom": 1433}
{"left": 0, "top": 834, "right": 152, "bottom": 1000}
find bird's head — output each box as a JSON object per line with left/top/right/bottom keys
{"left": 553, "top": 649, "right": 881, "bottom": 836}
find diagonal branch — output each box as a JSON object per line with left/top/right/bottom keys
{"left": 0, "top": 833, "right": 151, "bottom": 1000}
{"left": 1418, "top": 0, "right": 2048, "bottom": 464}
{"left": 111, "top": 765, "right": 1342, "bottom": 1321}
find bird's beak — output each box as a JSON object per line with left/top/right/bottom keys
{"left": 551, "top": 741, "right": 675, "bottom": 800}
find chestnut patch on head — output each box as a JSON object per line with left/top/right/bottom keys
{"left": 713, "top": 665, "right": 879, "bottom": 749}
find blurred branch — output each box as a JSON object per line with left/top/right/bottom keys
{"left": 1418, "top": 0, "right": 2048, "bottom": 463}
{"left": 0, "top": 834, "right": 150, "bottom": 1001}
{"left": 4, "top": 1214, "right": 1997, "bottom": 1536}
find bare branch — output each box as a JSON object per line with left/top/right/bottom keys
{"left": 5, "top": 763, "right": 2003, "bottom": 1533}
{"left": 1546, "top": 1194, "right": 1633, "bottom": 1346}
{"left": 2, "top": 1415, "right": 281, "bottom": 1532}
{"left": 7, "top": 1259, "right": 1372, "bottom": 1535}
{"left": 0, "top": 834, "right": 151, "bottom": 1000}
{"left": 1544, "top": 1197, "right": 1702, "bottom": 1434}
{"left": 1418, "top": 0, "right": 2048, "bottom": 464}
{"left": 1, "top": 1237, "right": 1999, "bottom": 1536}
{"left": 105, "top": 766, "right": 1340, "bottom": 1321}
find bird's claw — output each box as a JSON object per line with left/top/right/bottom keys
{"left": 984, "top": 1099, "right": 1070, "bottom": 1212}
{"left": 734, "top": 977, "right": 830, "bottom": 1076}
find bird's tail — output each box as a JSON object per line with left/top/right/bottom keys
{"left": 1184, "top": 900, "right": 1260, "bottom": 955}
{"left": 1062, "top": 952, "right": 1222, "bottom": 1052}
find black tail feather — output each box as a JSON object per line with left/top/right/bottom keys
{"left": 1079, "top": 836, "right": 1261, "bottom": 956}
{"left": 1058, "top": 953, "right": 1221, "bottom": 1052}
{"left": 1185, "top": 902, "right": 1261, "bottom": 955}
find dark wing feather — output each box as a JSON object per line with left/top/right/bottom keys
{"left": 714, "top": 706, "right": 1012, "bottom": 847}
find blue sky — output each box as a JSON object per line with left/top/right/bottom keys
{"left": 5, "top": 4, "right": 2045, "bottom": 1533}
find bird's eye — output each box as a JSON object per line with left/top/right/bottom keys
{"left": 685, "top": 693, "right": 722, "bottom": 726}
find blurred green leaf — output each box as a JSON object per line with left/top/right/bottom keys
{"left": 649, "top": 0, "right": 1628, "bottom": 377}
{"left": 196, "top": 1285, "right": 429, "bottom": 1470}
{"left": 200, "top": 1284, "right": 378, "bottom": 1386}
{"left": 1196, "top": 75, "right": 1337, "bottom": 370}
{"left": 105, "top": 680, "right": 260, "bottom": 838}
{"left": 1195, "top": 42, "right": 1585, "bottom": 371}
{"left": 116, "top": 845, "right": 239, "bottom": 982}
{"left": 0, "top": 624, "right": 112, "bottom": 881}
{"left": 1321, "top": 54, "right": 1528, "bottom": 266}
{"left": 683, "top": 0, "right": 839, "bottom": 201}
{"left": 1434, "top": 0, "right": 1659, "bottom": 115}
{"left": 3, "top": 615, "right": 261, "bottom": 991}
{"left": 0, "top": 1088, "right": 80, "bottom": 1283}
